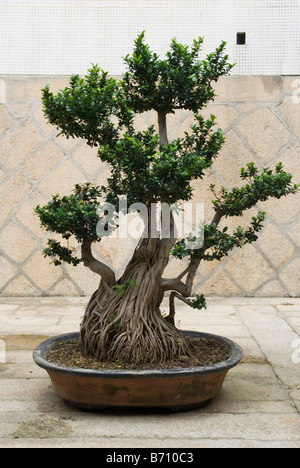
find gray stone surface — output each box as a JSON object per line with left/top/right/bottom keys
{"left": 0, "top": 296, "right": 300, "bottom": 448}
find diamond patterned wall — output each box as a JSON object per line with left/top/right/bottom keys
{"left": 0, "top": 75, "right": 299, "bottom": 297}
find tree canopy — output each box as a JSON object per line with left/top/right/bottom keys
{"left": 37, "top": 32, "right": 299, "bottom": 301}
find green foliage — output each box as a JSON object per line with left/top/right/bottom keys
{"left": 42, "top": 65, "right": 133, "bottom": 148}
{"left": 40, "top": 33, "right": 232, "bottom": 209}
{"left": 36, "top": 33, "right": 299, "bottom": 276}
{"left": 101, "top": 114, "right": 225, "bottom": 206}
{"left": 122, "top": 32, "right": 234, "bottom": 114}
{"left": 211, "top": 163, "right": 299, "bottom": 218}
{"left": 35, "top": 184, "right": 105, "bottom": 265}
{"left": 35, "top": 183, "right": 102, "bottom": 242}
{"left": 172, "top": 159, "right": 299, "bottom": 262}
{"left": 112, "top": 279, "right": 137, "bottom": 297}
{"left": 190, "top": 294, "right": 207, "bottom": 310}
{"left": 172, "top": 211, "right": 266, "bottom": 261}
{"left": 43, "top": 239, "right": 80, "bottom": 266}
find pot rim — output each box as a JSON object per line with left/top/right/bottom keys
{"left": 33, "top": 331, "right": 243, "bottom": 378}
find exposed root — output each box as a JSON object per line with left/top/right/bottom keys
{"left": 80, "top": 247, "right": 193, "bottom": 365}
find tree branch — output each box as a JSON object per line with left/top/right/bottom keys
{"left": 161, "top": 278, "right": 189, "bottom": 295}
{"left": 81, "top": 238, "right": 116, "bottom": 287}
{"left": 166, "top": 291, "right": 200, "bottom": 325}
{"left": 162, "top": 256, "right": 201, "bottom": 296}
{"left": 177, "top": 265, "right": 190, "bottom": 281}
{"left": 210, "top": 207, "right": 225, "bottom": 226}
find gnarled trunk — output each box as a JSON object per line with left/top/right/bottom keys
{"left": 80, "top": 242, "right": 192, "bottom": 365}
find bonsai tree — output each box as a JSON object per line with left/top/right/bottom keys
{"left": 36, "top": 33, "right": 299, "bottom": 365}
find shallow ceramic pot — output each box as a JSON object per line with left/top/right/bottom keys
{"left": 33, "top": 331, "right": 243, "bottom": 412}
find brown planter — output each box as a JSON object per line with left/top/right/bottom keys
{"left": 33, "top": 331, "right": 243, "bottom": 412}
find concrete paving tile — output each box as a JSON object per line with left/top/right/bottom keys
{"left": 200, "top": 305, "right": 238, "bottom": 315}
{"left": 1, "top": 316, "right": 60, "bottom": 331}
{"left": 0, "top": 396, "right": 73, "bottom": 414}
{"left": 0, "top": 296, "right": 299, "bottom": 448}
{"left": 223, "top": 364, "right": 290, "bottom": 402}
{"left": 0, "top": 304, "right": 20, "bottom": 313}
{"left": 238, "top": 308, "right": 300, "bottom": 387}
{"left": 287, "top": 317, "right": 300, "bottom": 326}
{"left": 0, "top": 413, "right": 74, "bottom": 439}
{"left": 0, "top": 379, "right": 54, "bottom": 402}
{"left": 204, "top": 397, "right": 296, "bottom": 415}
{"left": 57, "top": 316, "right": 83, "bottom": 328}
{"left": 7, "top": 307, "right": 83, "bottom": 317}
{"left": 2, "top": 410, "right": 300, "bottom": 443}
{"left": 276, "top": 305, "right": 300, "bottom": 314}
{"left": 2, "top": 297, "right": 88, "bottom": 306}
{"left": 0, "top": 324, "right": 64, "bottom": 335}
{"left": 236, "top": 337, "right": 265, "bottom": 359}
{"left": 177, "top": 313, "right": 243, "bottom": 326}
{"left": 3, "top": 335, "right": 51, "bottom": 352}
{"left": 208, "top": 297, "right": 296, "bottom": 306}
{"left": 279, "top": 312, "right": 300, "bottom": 322}
{"left": 0, "top": 401, "right": 42, "bottom": 413}
{"left": 175, "top": 301, "right": 238, "bottom": 315}
{"left": 179, "top": 324, "right": 251, "bottom": 339}
{"left": 0, "top": 437, "right": 299, "bottom": 448}
{"left": 291, "top": 394, "right": 300, "bottom": 413}
{"left": 43, "top": 324, "right": 81, "bottom": 335}
{"left": 63, "top": 412, "right": 300, "bottom": 442}
{"left": 236, "top": 305, "right": 279, "bottom": 316}
{"left": 271, "top": 366, "right": 300, "bottom": 388}
{"left": 5, "top": 350, "right": 40, "bottom": 363}
{"left": 0, "top": 361, "right": 43, "bottom": 379}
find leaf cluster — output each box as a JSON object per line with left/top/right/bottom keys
{"left": 172, "top": 162, "right": 299, "bottom": 261}
{"left": 189, "top": 294, "right": 207, "bottom": 310}
{"left": 40, "top": 33, "right": 232, "bottom": 210}
{"left": 43, "top": 239, "right": 80, "bottom": 267}
{"left": 35, "top": 184, "right": 104, "bottom": 265}
{"left": 101, "top": 114, "right": 225, "bottom": 206}
{"left": 112, "top": 279, "right": 137, "bottom": 297}
{"left": 36, "top": 33, "right": 299, "bottom": 276}
{"left": 212, "top": 162, "right": 299, "bottom": 218}
{"left": 122, "top": 32, "right": 234, "bottom": 114}
{"left": 172, "top": 212, "right": 266, "bottom": 261}
{"left": 42, "top": 65, "right": 133, "bottom": 148}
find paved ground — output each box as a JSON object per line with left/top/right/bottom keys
{"left": 0, "top": 296, "right": 300, "bottom": 448}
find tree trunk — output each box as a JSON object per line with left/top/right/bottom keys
{"left": 80, "top": 242, "right": 192, "bottom": 365}
{"left": 158, "top": 111, "right": 168, "bottom": 146}
{"left": 80, "top": 113, "right": 194, "bottom": 365}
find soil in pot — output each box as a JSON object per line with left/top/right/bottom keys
{"left": 46, "top": 336, "right": 230, "bottom": 371}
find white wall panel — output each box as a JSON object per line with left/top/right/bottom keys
{"left": 0, "top": 0, "right": 299, "bottom": 75}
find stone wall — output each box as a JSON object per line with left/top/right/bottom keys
{"left": 0, "top": 75, "right": 299, "bottom": 297}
